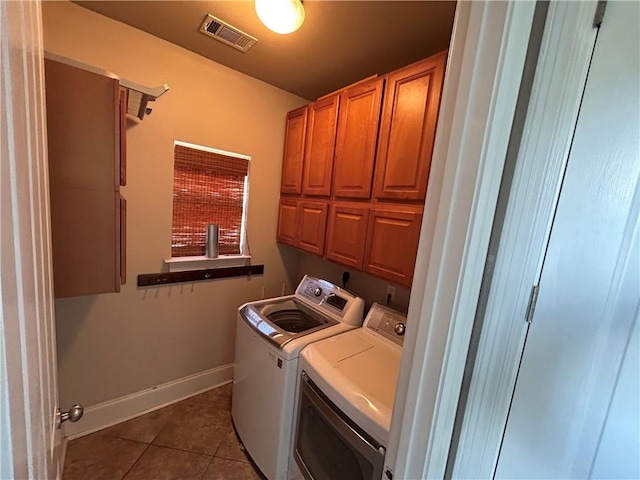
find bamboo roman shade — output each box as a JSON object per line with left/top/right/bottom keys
{"left": 172, "top": 143, "right": 249, "bottom": 257}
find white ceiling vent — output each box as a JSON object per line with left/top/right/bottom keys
{"left": 199, "top": 14, "right": 258, "bottom": 53}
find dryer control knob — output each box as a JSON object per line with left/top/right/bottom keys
{"left": 314, "top": 287, "right": 323, "bottom": 297}
{"left": 394, "top": 322, "right": 406, "bottom": 336}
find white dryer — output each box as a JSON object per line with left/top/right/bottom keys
{"left": 291, "top": 303, "right": 406, "bottom": 480}
{"left": 232, "top": 276, "right": 364, "bottom": 480}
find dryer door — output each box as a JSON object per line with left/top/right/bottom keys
{"left": 294, "top": 372, "right": 385, "bottom": 480}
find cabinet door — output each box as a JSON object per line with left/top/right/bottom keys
{"left": 325, "top": 203, "right": 369, "bottom": 269}
{"left": 374, "top": 51, "right": 447, "bottom": 201}
{"left": 45, "top": 58, "right": 123, "bottom": 297}
{"left": 49, "top": 188, "right": 121, "bottom": 297}
{"left": 333, "top": 77, "right": 384, "bottom": 199}
{"left": 302, "top": 95, "right": 339, "bottom": 197}
{"left": 364, "top": 206, "right": 423, "bottom": 287}
{"left": 281, "top": 106, "right": 308, "bottom": 194}
{"left": 277, "top": 198, "right": 299, "bottom": 247}
{"left": 298, "top": 201, "right": 328, "bottom": 256}
{"left": 45, "top": 58, "right": 120, "bottom": 192}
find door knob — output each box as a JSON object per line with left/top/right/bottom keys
{"left": 56, "top": 404, "right": 84, "bottom": 429}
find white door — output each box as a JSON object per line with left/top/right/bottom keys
{"left": 495, "top": 1, "right": 639, "bottom": 478}
{"left": 1, "top": 1, "right": 62, "bottom": 479}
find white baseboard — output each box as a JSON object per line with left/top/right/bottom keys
{"left": 64, "top": 363, "right": 233, "bottom": 440}
{"left": 58, "top": 437, "right": 68, "bottom": 480}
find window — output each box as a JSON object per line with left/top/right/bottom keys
{"left": 171, "top": 141, "right": 250, "bottom": 258}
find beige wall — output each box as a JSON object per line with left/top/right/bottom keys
{"left": 43, "top": 1, "right": 306, "bottom": 408}
{"left": 295, "top": 252, "right": 412, "bottom": 317}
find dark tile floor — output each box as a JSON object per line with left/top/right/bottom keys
{"left": 63, "top": 383, "right": 265, "bottom": 480}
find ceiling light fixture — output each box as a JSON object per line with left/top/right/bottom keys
{"left": 255, "top": 0, "right": 305, "bottom": 35}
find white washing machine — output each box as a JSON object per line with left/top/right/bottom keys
{"left": 232, "top": 276, "right": 364, "bottom": 480}
{"left": 290, "top": 303, "right": 406, "bottom": 480}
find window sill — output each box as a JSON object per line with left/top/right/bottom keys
{"left": 164, "top": 255, "right": 251, "bottom": 273}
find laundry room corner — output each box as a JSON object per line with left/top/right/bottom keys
{"left": 43, "top": 0, "right": 305, "bottom": 435}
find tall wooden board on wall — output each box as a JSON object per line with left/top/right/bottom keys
{"left": 45, "top": 58, "right": 126, "bottom": 297}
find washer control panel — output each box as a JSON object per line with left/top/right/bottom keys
{"left": 296, "top": 275, "right": 358, "bottom": 320}
{"left": 365, "top": 303, "right": 407, "bottom": 347}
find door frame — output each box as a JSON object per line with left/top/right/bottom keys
{"left": 0, "top": 0, "right": 604, "bottom": 478}
{"left": 386, "top": 1, "right": 539, "bottom": 478}
{"left": 450, "top": 1, "right": 601, "bottom": 476}
{"left": 1, "top": 1, "right": 61, "bottom": 479}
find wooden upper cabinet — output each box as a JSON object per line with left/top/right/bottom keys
{"left": 275, "top": 54, "right": 447, "bottom": 288}
{"left": 364, "top": 205, "right": 423, "bottom": 288}
{"left": 48, "top": 188, "right": 122, "bottom": 297}
{"left": 44, "top": 57, "right": 125, "bottom": 298}
{"left": 45, "top": 58, "right": 121, "bottom": 192}
{"left": 277, "top": 198, "right": 299, "bottom": 247}
{"left": 316, "top": 74, "right": 379, "bottom": 100}
{"left": 332, "top": 77, "right": 384, "bottom": 199}
{"left": 281, "top": 106, "right": 308, "bottom": 194}
{"left": 298, "top": 201, "right": 328, "bottom": 256}
{"left": 374, "top": 51, "right": 447, "bottom": 202}
{"left": 302, "top": 95, "right": 339, "bottom": 197}
{"left": 325, "top": 203, "right": 369, "bottom": 270}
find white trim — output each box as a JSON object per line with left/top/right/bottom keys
{"left": 1, "top": 1, "right": 60, "bottom": 478}
{"left": 0, "top": 322, "right": 13, "bottom": 480}
{"left": 386, "top": 1, "right": 536, "bottom": 479}
{"left": 164, "top": 255, "right": 251, "bottom": 272}
{"left": 43, "top": 51, "right": 119, "bottom": 81}
{"left": 174, "top": 140, "right": 251, "bottom": 161}
{"left": 452, "top": 2, "right": 599, "bottom": 477}
{"left": 59, "top": 438, "right": 68, "bottom": 480}
{"left": 44, "top": 51, "right": 169, "bottom": 123}
{"left": 240, "top": 172, "right": 250, "bottom": 256}
{"left": 64, "top": 364, "right": 233, "bottom": 439}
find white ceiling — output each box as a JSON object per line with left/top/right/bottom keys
{"left": 74, "top": 1, "right": 456, "bottom": 100}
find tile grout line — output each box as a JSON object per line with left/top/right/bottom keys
{"left": 63, "top": 386, "right": 236, "bottom": 480}
{"left": 119, "top": 442, "right": 153, "bottom": 480}
{"left": 198, "top": 455, "right": 215, "bottom": 480}
{"left": 150, "top": 443, "right": 217, "bottom": 457}
{"left": 119, "top": 443, "right": 219, "bottom": 479}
